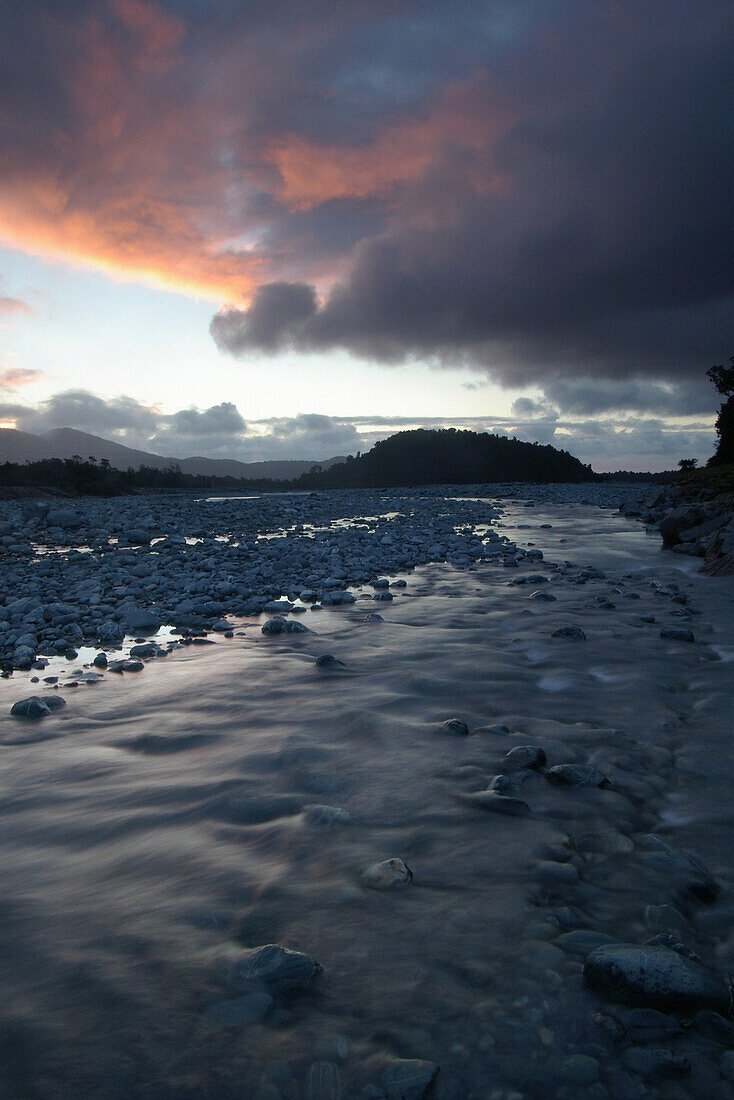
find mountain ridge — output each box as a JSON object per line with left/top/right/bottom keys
{"left": 0, "top": 427, "right": 344, "bottom": 479}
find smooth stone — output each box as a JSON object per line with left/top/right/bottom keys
{"left": 621, "top": 1047, "right": 691, "bottom": 1080}
{"left": 92, "top": 652, "right": 108, "bottom": 669}
{"left": 443, "top": 718, "right": 469, "bottom": 737}
{"left": 361, "top": 858, "right": 413, "bottom": 890}
{"left": 315, "top": 654, "right": 344, "bottom": 669}
{"left": 501, "top": 744, "right": 546, "bottom": 771}
{"left": 379, "top": 1059, "right": 439, "bottom": 1100}
{"left": 610, "top": 1007, "right": 684, "bottom": 1044}
{"left": 487, "top": 774, "right": 516, "bottom": 794}
{"left": 530, "top": 590, "right": 557, "bottom": 601}
{"left": 536, "top": 860, "right": 578, "bottom": 885}
{"left": 546, "top": 764, "right": 609, "bottom": 788}
{"left": 660, "top": 627, "right": 695, "bottom": 642}
{"left": 203, "top": 992, "right": 273, "bottom": 1025}
{"left": 551, "top": 626, "right": 586, "bottom": 640}
{"left": 10, "top": 695, "right": 66, "bottom": 719}
{"left": 559, "top": 1054, "right": 600, "bottom": 1086}
{"left": 583, "top": 943, "right": 731, "bottom": 1014}
{"left": 261, "top": 617, "right": 311, "bottom": 635}
{"left": 229, "top": 944, "right": 323, "bottom": 995}
{"left": 303, "top": 805, "right": 352, "bottom": 827}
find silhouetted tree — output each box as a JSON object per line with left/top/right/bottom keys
{"left": 708, "top": 355, "right": 734, "bottom": 465}
{"left": 678, "top": 458, "right": 697, "bottom": 470}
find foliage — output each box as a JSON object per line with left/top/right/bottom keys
{"left": 708, "top": 355, "right": 734, "bottom": 466}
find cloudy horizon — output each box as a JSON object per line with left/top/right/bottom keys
{"left": 0, "top": 1, "right": 731, "bottom": 472}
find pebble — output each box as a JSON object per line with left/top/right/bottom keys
{"left": 361, "top": 858, "right": 413, "bottom": 889}
{"left": 443, "top": 718, "right": 470, "bottom": 737}
{"left": 228, "top": 944, "right": 323, "bottom": 995}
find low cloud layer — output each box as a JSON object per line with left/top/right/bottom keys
{"left": 0, "top": 2, "right": 730, "bottom": 401}
{"left": 0, "top": 388, "right": 716, "bottom": 472}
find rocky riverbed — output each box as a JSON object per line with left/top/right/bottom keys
{"left": 0, "top": 488, "right": 733, "bottom": 1098}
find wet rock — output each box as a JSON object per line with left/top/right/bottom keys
{"left": 501, "top": 744, "right": 546, "bottom": 771}
{"left": 720, "top": 1051, "right": 734, "bottom": 1084}
{"left": 644, "top": 904, "right": 689, "bottom": 937}
{"left": 530, "top": 590, "right": 557, "bottom": 601}
{"left": 315, "top": 654, "right": 344, "bottom": 669}
{"left": 609, "top": 1007, "right": 684, "bottom": 1044}
{"left": 645, "top": 934, "right": 701, "bottom": 962}
{"left": 621, "top": 1047, "right": 691, "bottom": 1080}
{"left": 461, "top": 790, "right": 531, "bottom": 816}
{"left": 261, "top": 616, "right": 311, "bottom": 635}
{"left": 379, "top": 1059, "right": 439, "bottom": 1099}
{"left": 546, "top": 764, "right": 609, "bottom": 788}
{"left": 203, "top": 992, "right": 273, "bottom": 1025}
{"left": 487, "top": 774, "right": 516, "bottom": 794}
{"left": 660, "top": 627, "right": 695, "bottom": 642}
{"left": 694, "top": 1010, "right": 734, "bottom": 1045}
{"left": 228, "top": 944, "right": 323, "bottom": 995}
{"left": 637, "top": 835, "right": 720, "bottom": 904}
{"left": 10, "top": 695, "right": 66, "bottom": 719}
{"left": 443, "top": 718, "right": 469, "bottom": 737}
{"left": 583, "top": 943, "right": 731, "bottom": 1014}
{"left": 303, "top": 804, "right": 352, "bottom": 827}
{"left": 558, "top": 1054, "right": 600, "bottom": 1086}
{"left": 551, "top": 626, "right": 586, "bottom": 640}
{"left": 361, "top": 858, "right": 413, "bottom": 890}
{"left": 304, "top": 1062, "right": 343, "bottom": 1100}
{"left": 122, "top": 608, "right": 161, "bottom": 634}
{"left": 92, "top": 652, "right": 108, "bottom": 669}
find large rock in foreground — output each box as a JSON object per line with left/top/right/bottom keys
{"left": 583, "top": 943, "right": 731, "bottom": 1015}
{"left": 10, "top": 695, "right": 67, "bottom": 719}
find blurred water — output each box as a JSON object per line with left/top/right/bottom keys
{"left": 0, "top": 504, "right": 731, "bottom": 1097}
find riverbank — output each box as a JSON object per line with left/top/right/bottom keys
{"left": 0, "top": 497, "right": 732, "bottom": 1097}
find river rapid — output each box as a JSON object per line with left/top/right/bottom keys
{"left": 0, "top": 497, "right": 732, "bottom": 1099}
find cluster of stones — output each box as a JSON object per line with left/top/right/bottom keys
{"left": 0, "top": 486, "right": 551, "bottom": 671}
{"left": 620, "top": 479, "right": 734, "bottom": 572}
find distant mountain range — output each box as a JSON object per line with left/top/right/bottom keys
{"left": 0, "top": 427, "right": 344, "bottom": 479}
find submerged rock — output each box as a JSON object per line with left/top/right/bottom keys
{"left": 371, "top": 1059, "right": 439, "bottom": 1100}
{"left": 551, "top": 626, "right": 586, "bottom": 640}
{"left": 315, "top": 653, "right": 344, "bottom": 669}
{"left": 546, "top": 764, "right": 609, "bottom": 788}
{"left": 443, "top": 718, "right": 469, "bottom": 737}
{"left": 261, "top": 616, "right": 311, "bottom": 635}
{"left": 660, "top": 627, "right": 695, "bottom": 642}
{"left": 10, "top": 695, "right": 66, "bottom": 719}
{"left": 583, "top": 943, "right": 731, "bottom": 1014}
{"left": 501, "top": 744, "right": 546, "bottom": 771}
{"left": 229, "top": 944, "right": 323, "bottom": 995}
{"left": 361, "top": 858, "right": 413, "bottom": 890}
{"left": 303, "top": 804, "right": 352, "bottom": 827}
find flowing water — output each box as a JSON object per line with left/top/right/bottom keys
{"left": 0, "top": 503, "right": 732, "bottom": 1098}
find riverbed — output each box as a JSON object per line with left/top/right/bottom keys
{"left": 0, "top": 497, "right": 732, "bottom": 1099}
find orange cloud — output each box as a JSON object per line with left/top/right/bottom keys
{"left": 270, "top": 85, "right": 506, "bottom": 212}
{"left": 0, "top": 367, "right": 43, "bottom": 390}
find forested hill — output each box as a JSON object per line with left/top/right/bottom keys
{"left": 299, "top": 428, "right": 595, "bottom": 488}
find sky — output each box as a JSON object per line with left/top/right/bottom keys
{"left": 0, "top": 0, "right": 731, "bottom": 472}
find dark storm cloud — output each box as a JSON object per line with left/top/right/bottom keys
{"left": 209, "top": 1, "right": 734, "bottom": 389}
{"left": 0, "top": 2, "right": 732, "bottom": 396}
